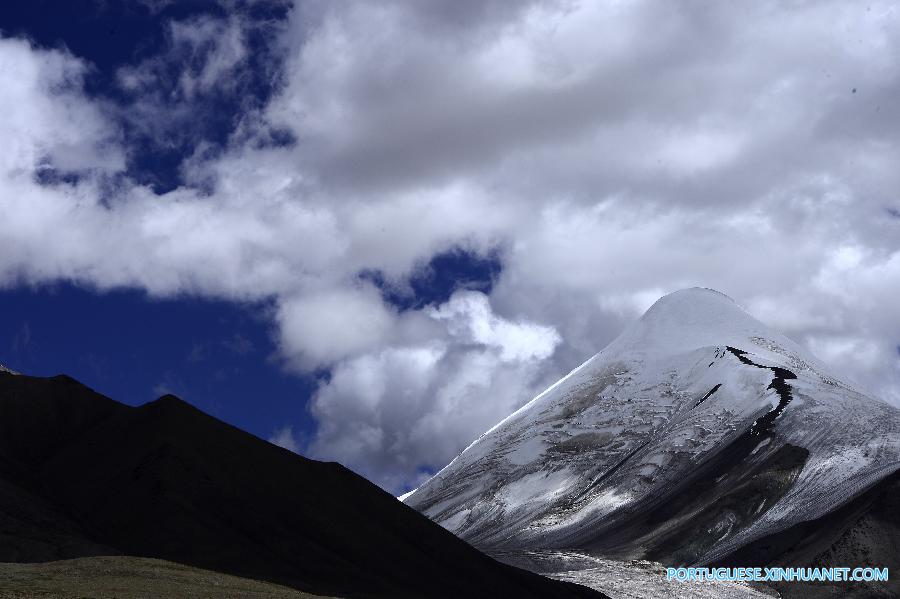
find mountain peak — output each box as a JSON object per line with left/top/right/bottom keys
{"left": 640, "top": 287, "right": 744, "bottom": 325}
{"left": 405, "top": 288, "right": 900, "bottom": 578}
{"left": 607, "top": 287, "right": 781, "bottom": 360}
{"left": 150, "top": 393, "right": 189, "bottom": 406}
{"left": 646, "top": 287, "right": 736, "bottom": 310}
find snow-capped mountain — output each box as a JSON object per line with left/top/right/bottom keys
{"left": 403, "top": 288, "right": 900, "bottom": 570}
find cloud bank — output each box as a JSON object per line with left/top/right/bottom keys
{"left": 1, "top": 1, "right": 899, "bottom": 491}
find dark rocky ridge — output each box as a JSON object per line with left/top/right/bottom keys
{"left": 0, "top": 371, "right": 605, "bottom": 599}
{"left": 713, "top": 469, "right": 900, "bottom": 598}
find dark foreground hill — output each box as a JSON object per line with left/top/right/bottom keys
{"left": 0, "top": 370, "right": 605, "bottom": 598}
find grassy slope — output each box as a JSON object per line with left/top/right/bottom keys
{"left": 0, "top": 556, "right": 332, "bottom": 599}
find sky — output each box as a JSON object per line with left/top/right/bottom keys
{"left": 0, "top": 1, "right": 898, "bottom": 493}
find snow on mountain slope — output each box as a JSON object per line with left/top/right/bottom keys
{"left": 403, "top": 288, "right": 900, "bottom": 567}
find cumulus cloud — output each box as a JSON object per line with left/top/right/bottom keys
{"left": 276, "top": 285, "right": 398, "bottom": 368}
{"left": 0, "top": 37, "right": 122, "bottom": 176}
{"left": 429, "top": 292, "right": 560, "bottom": 362}
{"left": 308, "top": 291, "right": 562, "bottom": 490}
{"left": 1, "top": 1, "right": 899, "bottom": 491}
{"left": 269, "top": 424, "right": 301, "bottom": 453}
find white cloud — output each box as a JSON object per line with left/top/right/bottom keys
{"left": 276, "top": 285, "right": 397, "bottom": 368}
{"left": 269, "top": 425, "right": 300, "bottom": 453}
{"left": 0, "top": 38, "right": 122, "bottom": 176}
{"left": 429, "top": 291, "right": 560, "bottom": 362}
{"left": 307, "top": 291, "right": 562, "bottom": 490}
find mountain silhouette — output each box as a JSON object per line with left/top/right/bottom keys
{"left": 0, "top": 370, "right": 604, "bottom": 598}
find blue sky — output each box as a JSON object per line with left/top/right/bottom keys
{"left": 1, "top": 1, "right": 898, "bottom": 493}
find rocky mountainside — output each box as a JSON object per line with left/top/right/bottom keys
{"left": 404, "top": 288, "right": 900, "bottom": 597}
{"left": 0, "top": 370, "right": 603, "bottom": 599}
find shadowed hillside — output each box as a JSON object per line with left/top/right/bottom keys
{"left": 0, "top": 371, "right": 605, "bottom": 599}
